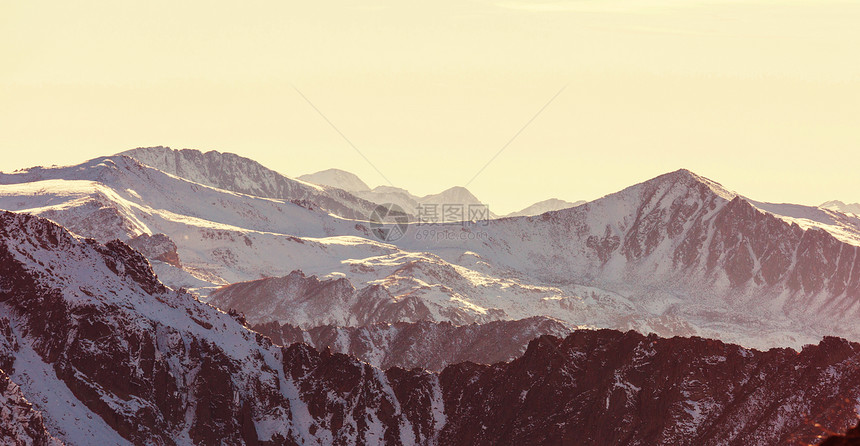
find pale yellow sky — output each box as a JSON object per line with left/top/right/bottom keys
{"left": 1, "top": 0, "right": 858, "bottom": 214}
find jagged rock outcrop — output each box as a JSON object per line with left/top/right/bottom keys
{"left": 1, "top": 369, "right": 63, "bottom": 446}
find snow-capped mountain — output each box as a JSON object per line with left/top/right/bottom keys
{"left": 2, "top": 209, "right": 859, "bottom": 445}
{"left": 821, "top": 200, "right": 860, "bottom": 215}
{"left": 203, "top": 167, "right": 860, "bottom": 348}
{"left": 394, "top": 169, "right": 860, "bottom": 346}
{"left": 505, "top": 198, "right": 586, "bottom": 217}
{"left": 298, "top": 168, "right": 371, "bottom": 192}
{"left": 0, "top": 210, "right": 444, "bottom": 444}
{"left": 299, "top": 167, "right": 496, "bottom": 222}
{"left": 251, "top": 317, "right": 572, "bottom": 371}
{"left": 0, "top": 154, "right": 384, "bottom": 291}
{"left": 120, "top": 146, "right": 381, "bottom": 220}
{"left": 4, "top": 151, "right": 860, "bottom": 349}
{"left": 0, "top": 155, "right": 545, "bottom": 334}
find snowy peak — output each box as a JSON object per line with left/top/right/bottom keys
{"left": 298, "top": 168, "right": 370, "bottom": 192}
{"left": 120, "top": 146, "right": 380, "bottom": 220}
{"left": 7, "top": 152, "right": 860, "bottom": 351}
{"left": 415, "top": 186, "right": 496, "bottom": 221}
{"left": 0, "top": 154, "right": 143, "bottom": 185}
{"left": 638, "top": 168, "right": 737, "bottom": 202}
{"left": 562, "top": 168, "right": 739, "bottom": 233}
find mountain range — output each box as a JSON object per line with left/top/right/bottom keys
{"left": 1, "top": 210, "right": 858, "bottom": 444}
{"left": 298, "top": 166, "right": 581, "bottom": 219}
{"left": 2, "top": 146, "right": 860, "bottom": 444}
{"left": 5, "top": 148, "right": 860, "bottom": 348}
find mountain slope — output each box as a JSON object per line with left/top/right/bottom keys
{"left": 0, "top": 367, "right": 63, "bottom": 446}
{"left": 121, "top": 146, "right": 381, "bottom": 220}
{"left": 432, "top": 330, "right": 860, "bottom": 446}
{"left": 396, "top": 169, "right": 860, "bottom": 346}
{"left": 505, "top": 198, "right": 586, "bottom": 217}
{"left": 0, "top": 210, "right": 447, "bottom": 445}
{"left": 0, "top": 155, "right": 597, "bottom": 335}
{"left": 0, "top": 155, "right": 386, "bottom": 291}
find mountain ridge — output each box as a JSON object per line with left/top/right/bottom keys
{"left": 120, "top": 146, "right": 382, "bottom": 220}
{"left": 2, "top": 208, "right": 860, "bottom": 444}
{"left": 5, "top": 152, "right": 860, "bottom": 348}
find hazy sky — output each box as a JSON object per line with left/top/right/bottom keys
{"left": 2, "top": 0, "right": 858, "bottom": 214}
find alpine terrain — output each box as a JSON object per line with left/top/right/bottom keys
{"left": 1, "top": 147, "right": 860, "bottom": 444}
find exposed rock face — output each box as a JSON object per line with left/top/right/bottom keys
{"left": 1, "top": 316, "right": 61, "bottom": 445}
{"left": 438, "top": 331, "right": 860, "bottom": 445}
{"left": 252, "top": 317, "right": 572, "bottom": 371}
{"left": 126, "top": 233, "right": 181, "bottom": 267}
{"left": 1, "top": 369, "right": 63, "bottom": 446}
{"left": 121, "top": 146, "right": 382, "bottom": 221}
